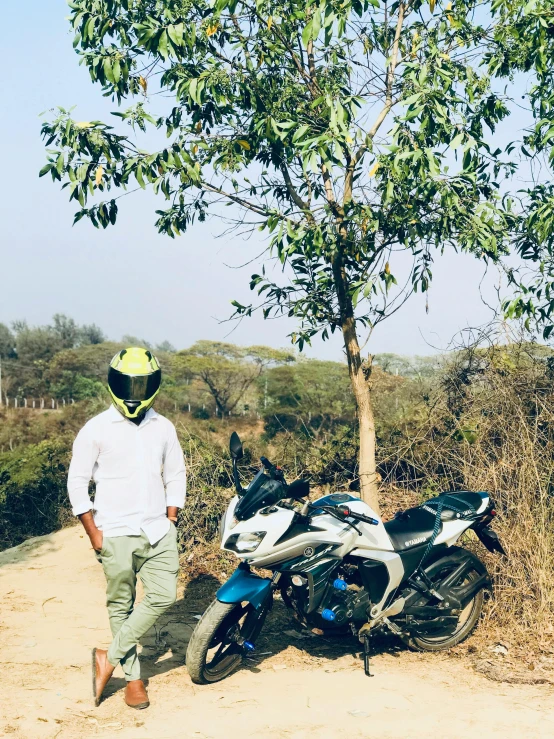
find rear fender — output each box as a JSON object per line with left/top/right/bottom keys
{"left": 472, "top": 521, "right": 506, "bottom": 555}
{"left": 217, "top": 563, "right": 272, "bottom": 610}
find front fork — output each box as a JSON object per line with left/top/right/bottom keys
{"left": 239, "top": 572, "right": 281, "bottom": 653}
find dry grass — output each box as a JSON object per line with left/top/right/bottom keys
{"left": 387, "top": 343, "right": 554, "bottom": 663}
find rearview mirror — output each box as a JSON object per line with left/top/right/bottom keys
{"left": 287, "top": 479, "right": 310, "bottom": 500}
{"left": 229, "top": 431, "right": 244, "bottom": 460}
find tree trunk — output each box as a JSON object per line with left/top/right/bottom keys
{"left": 341, "top": 315, "right": 380, "bottom": 513}
{"left": 332, "top": 246, "right": 380, "bottom": 513}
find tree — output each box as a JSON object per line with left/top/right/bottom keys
{"left": 41, "top": 0, "right": 553, "bottom": 510}
{"left": 46, "top": 342, "right": 122, "bottom": 383}
{"left": 487, "top": 2, "right": 554, "bottom": 336}
{"left": 0, "top": 324, "right": 16, "bottom": 360}
{"left": 121, "top": 334, "right": 150, "bottom": 347}
{"left": 263, "top": 359, "right": 355, "bottom": 437}
{"left": 175, "top": 341, "right": 294, "bottom": 414}
{"left": 373, "top": 353, "right": 440, "bottom": 379}
{"left": 156, "top": 340, "right": 177, "bottom": 353}
{"left": 13, "top": 323, "right": 63, "bottom": 365}
{"left": 79, "top": 323, "right": 107, "bottom": 345}
{"left": 51, "top": 314, "right": 80, "bottom": 349}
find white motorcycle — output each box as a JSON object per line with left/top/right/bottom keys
{"left": 186, "top": 433, "right": 505, "bottom": 683}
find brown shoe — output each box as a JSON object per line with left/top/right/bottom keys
{"left": 124, "top": 680, "right": 150, "bottom": 710}
{"left": 92, "top": 648, "right": 115, "bottom": 707}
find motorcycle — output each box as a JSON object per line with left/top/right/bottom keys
{"left": 186, "top": 432, "right": 505, "bottom": 684}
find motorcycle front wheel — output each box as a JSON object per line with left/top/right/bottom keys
{"left": 186, "top": 599, "right": 254, "bottom": 684}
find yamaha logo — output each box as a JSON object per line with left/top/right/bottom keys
{"left": 405, "top": 536, "right": 426, "bottom": 547}
{"left": 303, "top": 546, "right": 314, "bottom": 557}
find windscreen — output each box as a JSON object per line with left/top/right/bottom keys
{"left": 235, "top": 475, "right": 285, "bottom": 521}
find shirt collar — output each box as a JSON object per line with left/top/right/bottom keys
{"left": 108, "top": 404, "right": 158, "bottom": 424}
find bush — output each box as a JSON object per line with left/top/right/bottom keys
{"left": 0, "top": 437, "right": 73, "bottom": 549}
{"left": 393, "top": 343, "right": 554, "bottom": 653}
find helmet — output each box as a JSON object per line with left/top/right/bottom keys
{"left": 108, "top": 347, "right": 161, "bottom": 419}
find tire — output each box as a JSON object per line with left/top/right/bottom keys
{"left": 186, "top": 599, "right": 250, "bottom": 685}
{"left": 399, "top": 549, "right": 486, "bottom": 652}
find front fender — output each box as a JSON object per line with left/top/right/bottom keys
{"left": 217, "top": 563, "right": 271, "bottom": 610}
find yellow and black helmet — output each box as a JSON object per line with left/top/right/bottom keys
{"left": 108, "top": 347, "right": 161, "bottom": 419}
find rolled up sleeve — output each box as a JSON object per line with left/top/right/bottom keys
{"left": 163, "top": 425, "right": 186, "bottom": 508}
{"left": 67, "top": 426, "right": 99, "bottom": 517}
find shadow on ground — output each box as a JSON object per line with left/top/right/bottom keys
{"left": 104, "top": 572, "right": 408, "bottom": 697}
{"left": 0, "top": 531, "right": 63, "bottom": 570}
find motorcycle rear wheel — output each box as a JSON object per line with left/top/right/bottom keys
{"left": 186, "top": 599, "right": 251, "bottom": 684}
{"left": 399, "top": 551, "right": 486, "bottom": 652}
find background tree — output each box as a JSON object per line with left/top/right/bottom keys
{"left": 79, "top": 322, "right": 107, "bottom": 345}
{"left": 263, "top": 359, "right": 355, "bottom": 438}
{"left": 41, "top": 0, "right": 553, "bottom": 509}
{"left": 373, "top": 353, "right": 440, "bottom": 379}
{"left": 175, "top": 341, "right": 294, "bottom": 415}
{"left": 13, "top": 322, "right": 63, "bottom": 365}
{"left": 0, "top": 324, "right": 16, "bottom": 360}
{"left": 51, "top": 314, "right": 80, "bottom": 349}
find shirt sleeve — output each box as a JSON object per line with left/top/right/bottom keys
{"left": 163, "top": 423, "right": 186, "bottom": 508}
{"left": 67, "top": 424, "right": 99, "bottom": 517}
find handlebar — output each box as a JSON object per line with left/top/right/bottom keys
{"left": 260, "top": 456, "right": 273, "bottom": 471}
{"left": 306, "top": 502, "right": 379, "bottom": 526}
{"left": 335, "top": 505, "right": 379, "bottom": 526}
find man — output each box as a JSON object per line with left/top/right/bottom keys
{"left": 67, "top": 347, "right": 186, "bottom": 710}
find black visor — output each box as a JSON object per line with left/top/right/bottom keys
{"left": 108, "top": 367, "right": 161, "bottom": 401}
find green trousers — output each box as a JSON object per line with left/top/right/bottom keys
{"left": 96, "top": 525, "right": 179, "bottom": 681}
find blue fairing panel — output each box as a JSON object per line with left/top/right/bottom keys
{"left": 217, "top": 565, "right": 271, "bottom": 610}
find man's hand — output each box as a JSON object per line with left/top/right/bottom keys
{"left": 167, "top": 506, "right": 179, "bottom": 525}
{"left": 78, "top": 511, "right": 103, "bottom": 551}
{"left": 89, "top": 529, "right": 104, "bottom": 552}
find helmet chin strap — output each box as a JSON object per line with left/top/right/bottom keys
{"left": 113, "top": 400, "right": 149, "bottom": 424}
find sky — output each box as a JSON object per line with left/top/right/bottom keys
{"left": 0, "top": 1, "right": 535, "bottom": 361}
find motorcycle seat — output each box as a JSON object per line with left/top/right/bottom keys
{"left": 384, "top": 507, "right": 439, "bottom": 552}
{"left": 384, "top": 491, "right": 484, "bottom": 552}
{"left": 422, "top": 491, "right": 485, "bottom": 521}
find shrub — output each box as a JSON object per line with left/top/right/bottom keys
{"left": 393, "top": 343, "right": 554, "bottom": 652}
{"left": 0, "top": 437, "right": 73, "bottom": 549}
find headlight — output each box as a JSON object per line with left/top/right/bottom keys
{"left": 224, "top": 531, "right": 266, "bottom": 553}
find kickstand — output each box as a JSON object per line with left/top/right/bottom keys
{"left": 363, "top": 634, "right": 373, "bottom": 677}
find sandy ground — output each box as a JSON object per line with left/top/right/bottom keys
{"left": 1, "top": 526, "right": 553, "bottom": 739}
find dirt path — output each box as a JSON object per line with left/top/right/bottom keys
{"left": 1, "top": 526, "right": 553, "bottom": 739}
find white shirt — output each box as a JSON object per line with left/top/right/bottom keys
{"left": 67, "top": 405, "right": 186, "bottom": 544}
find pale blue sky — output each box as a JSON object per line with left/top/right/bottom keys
{"left": 0, "top": 1, "right": 534, "bottom": 359}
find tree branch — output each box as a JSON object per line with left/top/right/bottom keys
{"left": 344, "top": 1, "right": 407, "bottom": 204}
{"left": 280, "top": 162, "right": 313, "bottom": 217}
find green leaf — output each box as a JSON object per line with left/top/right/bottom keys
{"left": 302, "top": 19, "right": 313, "bottom": 47}
{"left": 103, "top": 58, "right": 114, "bottom": 84}
{"left": 158, "top": 30, "right": 169, "bottom": 60}
{"left": 112, "top": 59, "right": 121, "bottom": 84}
{"left": 168, "top": 23, "right": 184, "bottom": 48}
{"left": 312, "top": 9, "right": 321, "bottom": 39}
{"left": 450, "top": 133, "right": 464, "bottom": 150}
